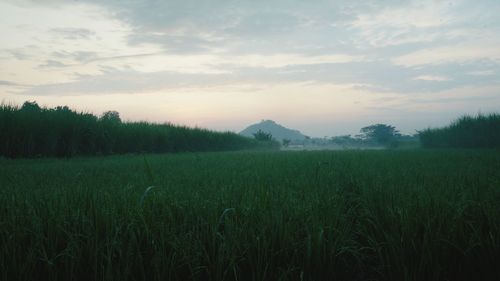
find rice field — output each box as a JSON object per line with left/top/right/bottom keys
{"left": 1, "top": 150, "right": 499, "bottom": 281}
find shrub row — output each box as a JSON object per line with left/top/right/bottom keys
{"left": 419, "top": 113, "right": 500, "bottom": 148}
{"left": 0, "top": 101, "right": 277, "bottom": 158}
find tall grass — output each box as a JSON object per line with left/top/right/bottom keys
{"left": 0, "top": 102, "right": 277, "bottom": 158}
{"left": 0, "top": 150, "right": 499, "bottom": 280}
{"left": 419, "top": 113, "right": 500, "bottom": 148}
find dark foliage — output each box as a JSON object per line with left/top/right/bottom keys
{"left": 419, "top": 113, "right": 500, "bottom": 148}
{"left": 360, "top": 124, "right": 401, "bottom": 146}
{"left": 252, "top": 129, "right": 274, "bottom": 141}
{"left": 0, "top": 101, "right": 274, "bottom": 158}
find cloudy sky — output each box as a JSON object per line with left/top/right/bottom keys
{"left": 1, "top": 0, "right": 499, "bottom": 136}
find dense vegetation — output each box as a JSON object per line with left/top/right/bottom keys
{"left": 327, "top": 128, "right": 416, "bottom": 149}
{"left": 419, "top": 113, "right": 500, "bottom": 148}
{"left": 1, "top": 150, "right": 499, "bottom": 281}
{"left": 0, "top": 102, "right": 277, "bottom": 158}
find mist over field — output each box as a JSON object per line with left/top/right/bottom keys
{"left": 1, "top": 1, "right": 500, "bottom": 281}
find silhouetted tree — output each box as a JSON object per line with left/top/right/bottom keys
{"left": 360, "top": 124, "right": 400, "bottom": 145}
{"left": 20, "top": 101, "right": 41, "bottom": 112}
{"left": 100, "top": 111, "right": 121, "bottom": 123}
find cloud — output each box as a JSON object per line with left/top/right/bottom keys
{"left": 37, "top": 59, "right": 69, "bottom": 69}
{"left": 348, "top": 1, "right": 454, "bottom": 47}
{"left": 5, "top": 49, "right": 32, "bottom": 60}
{"left": 127, "top": 33, "right": 216, "bottom": 54}
{"left": 412, "top": 95, "right": 498, "bottom": 104}
{"left": 50, "top": 27, "right": 96, "bottom": 40}
{"left": 3, "top": 0, "right": 500, "bottom": 128}
{"left": 0, "top": 80, "right": 31, "bottom": 91}
{"left": 222, "top": 54, "right": 364, "bottom": 69}
{"left": 52, "top": 50, "right": 100, "bottom": 63}
{"left": 37, "top": 0, "right": 357, "bottom": 56}
{"left": 467, "top": 70, "right": 496, "bottom": 76}
{"left": 0, "top": 80, "right": 18, "bottom": 86}
{"left": 20, "top": 59, "right": 374, "bottom": 96}
{"left": 393, "top": 43, "right": 500, "bottom": 67}
{"left": 407, "top": 84, "right": 500, "bottom": 107}
{"left": 21, "top": 70, "right": 230, "bottom": 96}
{"left": 413, "top": 75, "right": 451, "bottom": 82}
{"left": 20, "top": 52, "right": 500, "bottom": 97}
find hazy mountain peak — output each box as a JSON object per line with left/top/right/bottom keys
{"left": 239, "top": 120, "right": 307, "bottom": 142}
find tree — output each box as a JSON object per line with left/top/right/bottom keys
{"left": 55, "top": 105, "right": 71, "bottom": 112}
{"left": 20, "top": 101, "right": 41, "bottom": 112}
{"left": 100, "top": 111, "right": 121, "bottom": 123}
{"left": 253, "top": 129, "right": 273, "bottom": 141}
{"left": 331, "top": 135, "right": 356, "bottom": 145}
{"left": 360, "top": 124, "right": 400, "bottom": 145}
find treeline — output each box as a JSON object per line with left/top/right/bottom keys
{"left": 419, "top": 113, "right": 500, "bottom": 148}
{"left": 0, "top": 102, "right": 277, "bottom": 158}
{"left": 327, "top": 124, "right": 417, "bottom": 148}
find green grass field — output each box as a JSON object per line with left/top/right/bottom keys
{"left": 1, "top": 150, "right": 499, "bottom": 281}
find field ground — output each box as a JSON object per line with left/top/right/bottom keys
{"left": 1, "top": 150, "right": 499, "bottom": 281}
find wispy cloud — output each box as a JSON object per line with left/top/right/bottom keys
{"left": 348, "top": 1, "right": 454, "bottom": 47}
{"left": 393, "top": 43, "right": 500, "bottom": 67}
{"left": 37, "top": 59, "right": 69, "bottom": 69}
{"left": 413, "top": 75, "right": 451, "bottom": 82}
{"left": 0, "top": 80, "right": 18, "bottom": 86}
{"left": 467, "top": 70, "right": 496, "bottom": 76}
{"left": 50, "top": 28, "right": 96, "bottom": 40}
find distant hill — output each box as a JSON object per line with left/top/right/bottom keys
{"left": 240, "top": 120, "right": 307, "bottom": 142}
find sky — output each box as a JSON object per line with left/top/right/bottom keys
{"left": 1, "top": 0, "right": 499, "bottom": 137}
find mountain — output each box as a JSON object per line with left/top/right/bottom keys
{"left": 239, "top": 120, "right": 307, "bottom": 142}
